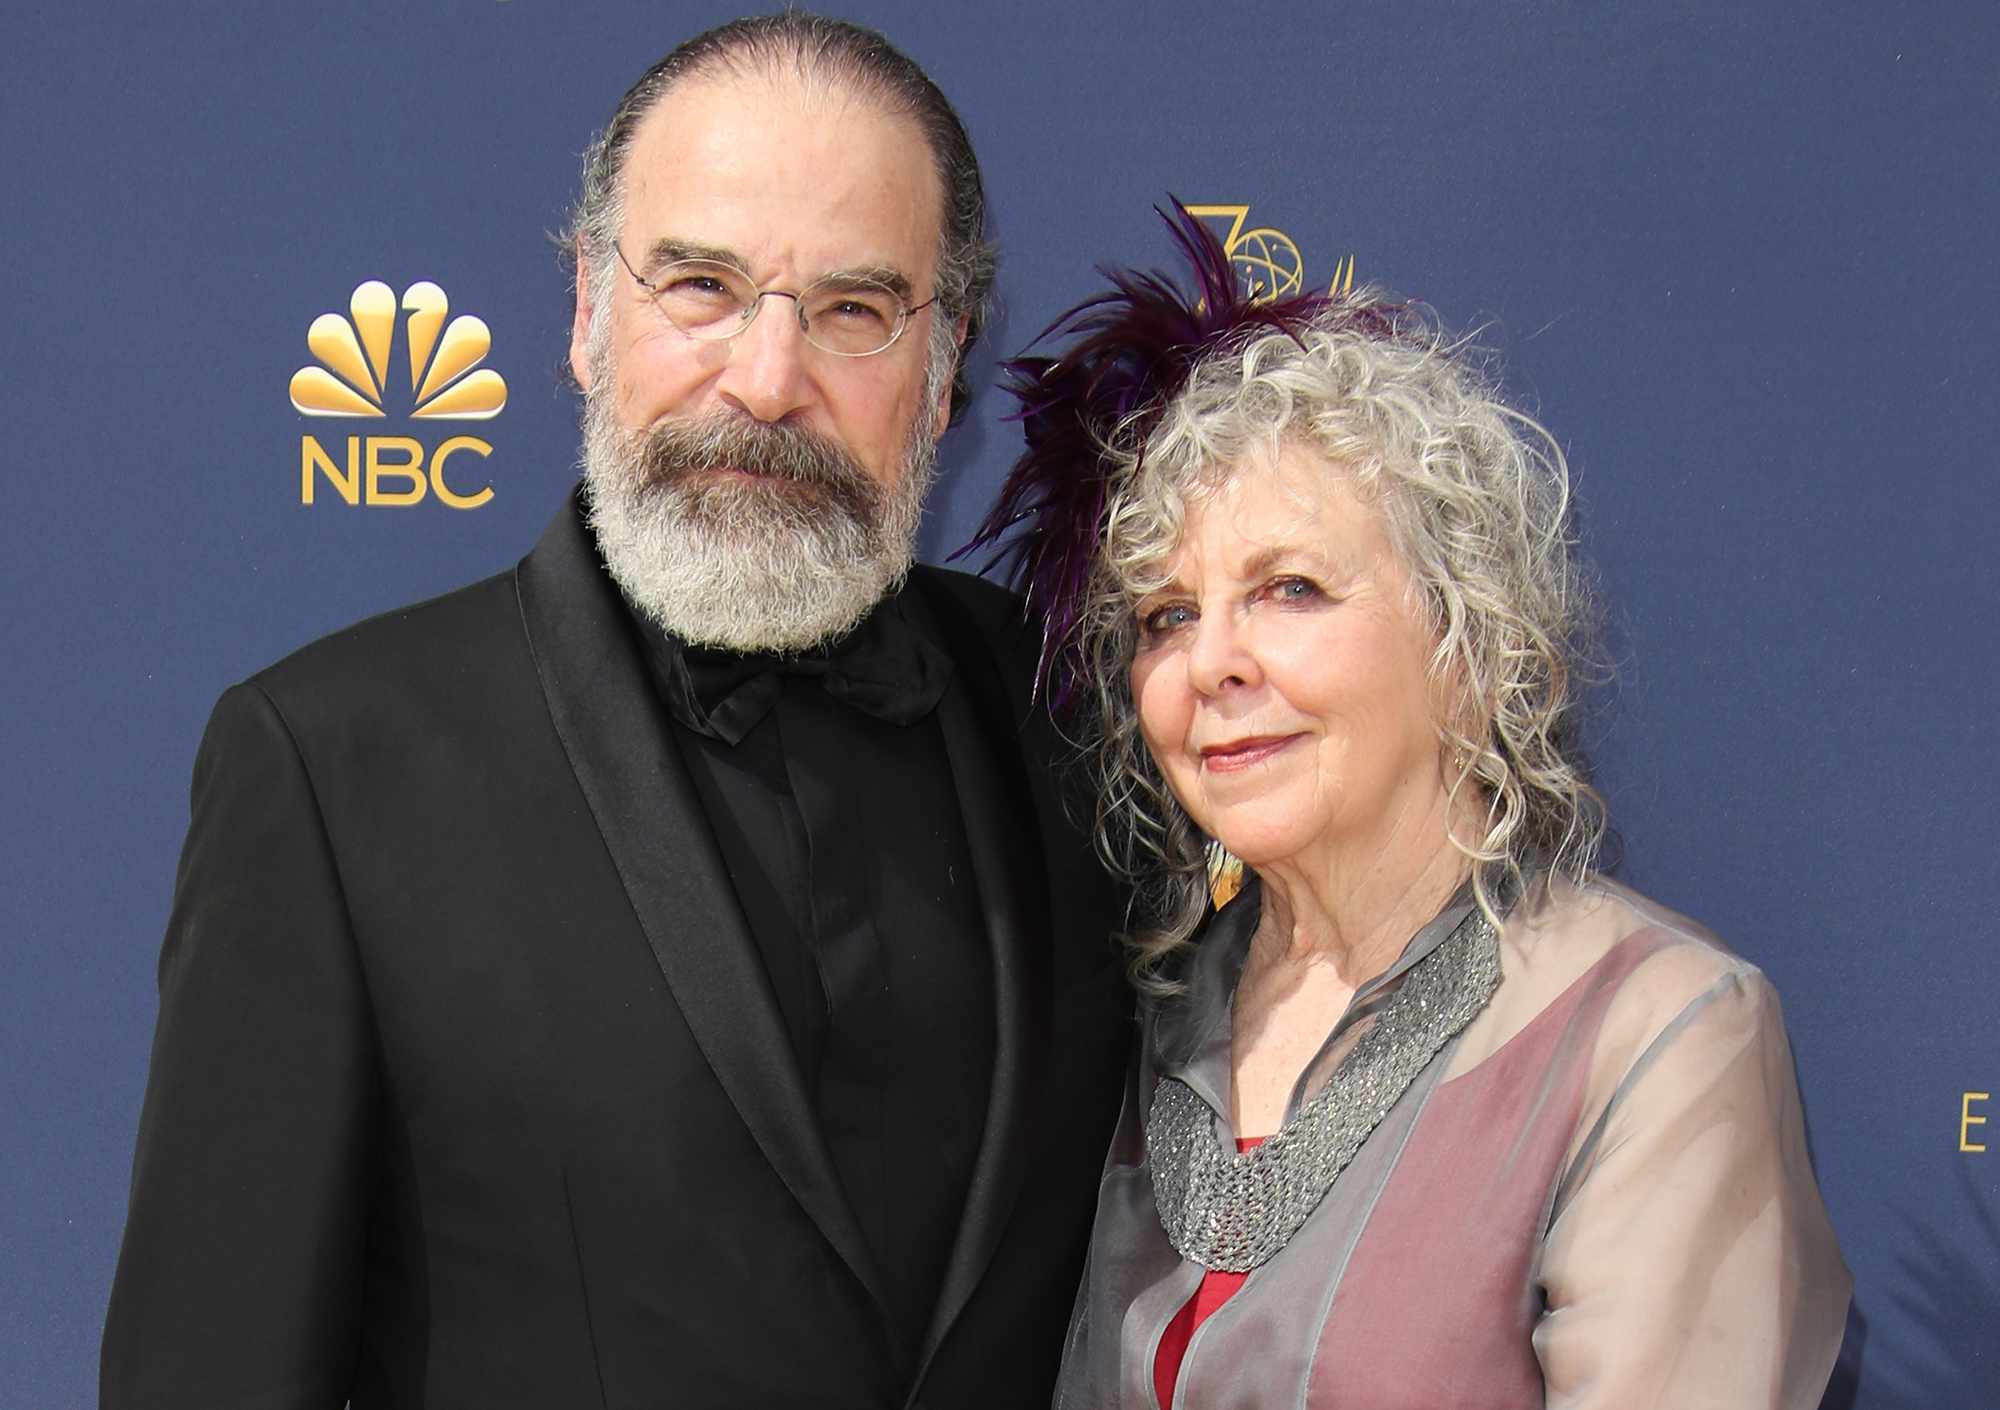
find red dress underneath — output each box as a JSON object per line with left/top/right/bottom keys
{"left": 1153, "top": 1136, "right": 1266, "bottom": 1409}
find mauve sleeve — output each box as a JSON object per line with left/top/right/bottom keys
{"left": 1531, "top": 962, "right": 1851, "bottom": 1410}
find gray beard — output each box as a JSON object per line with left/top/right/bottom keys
{"left": 580, "top": 393, "right": 937, "bottom": 654}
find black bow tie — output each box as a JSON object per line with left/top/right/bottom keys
{"left": 652, "top": 599, "right": 953, "bottom": 745}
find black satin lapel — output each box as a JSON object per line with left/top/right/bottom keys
{"left": 512, "top": 492, "right": 886, "bottom": 1310}
{"left": 902, "top": 583, "right": 1053, "bottom": 1382}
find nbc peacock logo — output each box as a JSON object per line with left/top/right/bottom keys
{"left": 290, "top": 280, "right": 506, "bottom": 509}
{"left": 1184, "top": 204, "right": 1358, "bottom": 303}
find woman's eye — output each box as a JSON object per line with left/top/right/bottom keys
{"left": 1268, "top": 577, "right": 1321, "bottom": 603}
{"left": 1140, "top": 603, "right": 1195, "bottom": 636}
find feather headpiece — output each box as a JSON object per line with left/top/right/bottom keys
{"left": 962, "top": 200, "right": 1392, "bottom": 710}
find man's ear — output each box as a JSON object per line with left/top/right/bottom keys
{"left": 931, "top": 312, "right": 970, "bottom": 441}
{"left": 569, "top": 241, "right": 596, "bottom": 391}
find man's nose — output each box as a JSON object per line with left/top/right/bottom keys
{"left": 715, "top": 293, "right": 813, "bottom": 423}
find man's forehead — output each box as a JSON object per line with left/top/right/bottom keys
{"left": 615, "top": 70, "right": 943, "bottom": 249}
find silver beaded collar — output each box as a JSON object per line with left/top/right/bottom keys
{"left": 1146, "top": 903, "right": 1502, "bottom": 1272}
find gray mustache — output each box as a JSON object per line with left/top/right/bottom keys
{"left": 636, "top": 415, "right": 880, "bottom": 506}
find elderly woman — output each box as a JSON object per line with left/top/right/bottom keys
{"left": 972, "top": 209, "right": 1850, "bottom": 1409}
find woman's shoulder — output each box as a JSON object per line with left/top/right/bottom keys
{"left": 1503, "top": 872, "right": 1781, "bottom": 1044}
{"left": 1520, "top": 869, "right": 1757, "bottom": 968}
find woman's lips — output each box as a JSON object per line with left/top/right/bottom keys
{"left": 1198, "top": 735, "right": 1300, "bottom": 773}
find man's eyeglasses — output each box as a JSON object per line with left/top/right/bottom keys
{"left": 615, "top": 246, "right": 938, "bottom": 358}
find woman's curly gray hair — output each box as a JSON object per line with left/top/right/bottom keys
{"left": 1074, "top": 296, "right": 1606, "bottom": 989}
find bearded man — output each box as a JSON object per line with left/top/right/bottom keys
{"left": 101, "top": 15, "right": 1129, "bottom": 1409}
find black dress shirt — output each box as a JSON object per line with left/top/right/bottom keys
{"left": 630, "top": 595, "right": 996, "bottom": 1362}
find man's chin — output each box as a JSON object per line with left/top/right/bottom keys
{"left": 585, "top": 470, "right": 907, "bottom": 652}
{"left": 578, "top": 394, "right": 936, "bottom": 652}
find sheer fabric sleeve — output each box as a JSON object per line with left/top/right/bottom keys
{"left": 1532, "top": 961, "right": 1850, "bottom": 1410}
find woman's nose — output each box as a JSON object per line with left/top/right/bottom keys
{"left": 1185, "top": 610, "right": 1261, "bottom": 696}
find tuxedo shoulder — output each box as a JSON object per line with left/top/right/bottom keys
{"left": 910, "top": 561, "right": 1025, "bottom": 624}
{"left": 908, "top": 563, "right": 1038, "bottom": 668}
{"left": 244, "top": 568, "right": 530, "bottom": 722}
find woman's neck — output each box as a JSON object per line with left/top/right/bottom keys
{"left": 1246, "top": 794, "right": 1479, "bottom": 990}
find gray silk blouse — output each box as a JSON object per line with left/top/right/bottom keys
{"left": 1054, "top": 874, "right": 1850, "bottom": 1410}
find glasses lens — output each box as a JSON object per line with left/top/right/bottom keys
{"left": 799, "top": 279, "right": 907, "bottom": 355}
{"left": 650, "top": 261, "right": 757, "bottom": 339}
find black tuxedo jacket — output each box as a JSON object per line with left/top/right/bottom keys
{"left": 103, "top": 494, "right": 1132, "bottom": 1410}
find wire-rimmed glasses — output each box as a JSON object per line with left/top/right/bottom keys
{"left": 615, "top": 245, "right": 938, "bottom": 357}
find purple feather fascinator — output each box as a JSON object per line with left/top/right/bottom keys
{"left": 962, "top": 200, "right": 1377, "bottom": 710}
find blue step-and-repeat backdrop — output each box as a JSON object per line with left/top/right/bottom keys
{"left": 5, "top": 3, "right": 1994, "bottom": 1404}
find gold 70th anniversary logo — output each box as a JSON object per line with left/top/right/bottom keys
{"left": 290, "top": 280, "right": 507, "bottom": 509}
{"left": 1184, "top": 204, "right": 1358, "bottom": 304}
